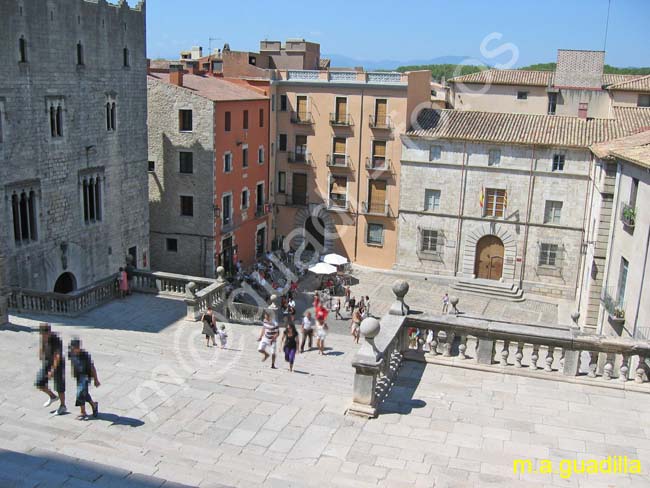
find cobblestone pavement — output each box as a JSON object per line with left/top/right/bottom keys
{"left": 1, "top": 292, "right": 649, "bottom": 488}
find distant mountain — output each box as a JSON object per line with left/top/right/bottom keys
{"left": 324, "top": 54, "right": 470, "bottom": 71}
{"left": 519, "top": 62, "right": 650, "bottom": 75}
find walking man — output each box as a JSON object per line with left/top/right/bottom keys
{"left": 35, "top": 323, "right": 67, "bottom": 415}
{"left": 442, "top": 293, "right": 450, "bottom": 314}
{"left": 69, "top": 338, "right": 100, "bottom": 420}
{"left": 349, "top": 296, "right": 356, "bottom": 313}
{"left": 300, "top": 311, "right": 314, "bottom": 352}
{"left": 334, "top": 298, "right": 343, "bottom": 320}
{"left": 257, "top": 312, "right": 279, "bottom": 368}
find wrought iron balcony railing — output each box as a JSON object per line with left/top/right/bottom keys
{"left": 326, "top": 154, "right": 351, "bottom": 168}
{"left": 287, "top": 151, "right": 312, "bottom": 165}
{"left": 362, "top": 201, "right": 390, "bottom": 216}
{"left": 290, "top": 111, "right": 313, "bottom": 124}
{"left": 369, "top": 114, "right": 392, "bottom": 129}
{"left": 329, "top": 113, "right": 353, "bottom": 126}
{"left": 365, "top": 157, "right": 392, "bottom": 173}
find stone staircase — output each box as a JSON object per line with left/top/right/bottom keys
{"left": 451, "top": 277, "right": 525, "bottom": 302}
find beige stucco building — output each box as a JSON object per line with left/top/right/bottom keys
{"left": 576, "top": 131, "right": 650, "bottom": 336}
{"left": 269, "top": 69, "right": 431, "bottom": 269}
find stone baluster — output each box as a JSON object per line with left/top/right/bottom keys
{"left": 588, "top": 351, "right": 598, "bottom": 378}
{"left": 544, "top": 346, "right": 554, "bottom": 372}
{"left": 458, "top": 335, "right": 468, "bottom": 360}
{"left": 603, "top": 354, "right": 614, "bottom": 380}
{"left": 530, "top": 345, "right": 540, "bottom": 370}
{"left": 443, "top": 331, "right": 454, "bottom": 357}
{"left": 635, "top": 356, "right": 647, "bottom": 384}
{"left": 500, "top": 340, "right": 510, "bottom": 366}
{"left": 514, "top": 342, "right": 524, "bottom": 368}
{"left": 430, "top": 329, "right": 438, "bottom": 355}
{"left": 619, "top": 355, "right": 629, "bottom": 382}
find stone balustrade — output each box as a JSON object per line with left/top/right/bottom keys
{"left": 225, "top": 302, "right": 265, "bottom": 325}
{"left": 348, "top": 280, "right": 650, "bottom": 418}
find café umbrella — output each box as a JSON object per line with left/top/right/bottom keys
{"left": 322, "top": 253, "right": 348, "bottom": 266}
{"left": 308, "top": 262, "right": 337, "bottom": 275}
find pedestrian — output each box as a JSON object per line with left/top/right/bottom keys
{"left": 426, "top": 329, "right": 435, "bottom": 352}
{"left": 358, "top": 296, "right": 365, "bottom": 314}
{"left": 349, "top": 296, "right": 356, "bottom": 313}
{"left": 365, "top": 296, "right": 371, "bottom": 317}
{"left": 334, "top": 298, "right": 342, "bottom": 320}
{"left": 287, "top": 296, "right": 297, "bottom": 322}
{"left": 125, "top": 258, "right": 135, "bottom": 295}
{"left": 68, "top": 338, "right": 100, "bottom": 420}
{"left": 217, "top": 324, "right": 228, "bottom": 349}
{"left": 257, "top": 312, "right": 279, "bottom": 368}
{"left": 315, "top": 302, "right": 329, "bottom": 355}
{"left": 282, "top": 322, "right": 299, "bottom": 372}
{"left": 350, "top": 310, "right": 362, "bottom": 344}
{"left": 118, "top": 267, "right": 128, "bottom": 298}
{"left": 201, "top": 306, "right": 217, "bottom": 347}
{"left": 35, "top": 323, "right": 67, "bottom": 415}
{"left": 301, "top": 311, "right": 314, "bottom": 352}
{"left": 344, "top": 286, "right": 351, "bottom": 311}
{"left": 442, "top": 293, "right": 450, "bottom": 314}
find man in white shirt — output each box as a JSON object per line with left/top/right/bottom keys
{"left": 257, "top": 312, "right": 279, "bottom": 368}
{"left": 300, "top": 311, "right": 314, "bottom": 352}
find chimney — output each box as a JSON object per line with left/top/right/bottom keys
{"left": 578, "top": 102, "right": 588, "bottom": 119}
{"left": 169, "top": 64, "right": 184, "bottom": 87}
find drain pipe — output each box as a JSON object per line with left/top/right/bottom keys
{"left": 353, "top": 87, "right": 365, "bottom": 262}
{"left": 453, "top": 142, "right": 468, "bottom": 276}
{"left": 632, "top": 226, "right": 650, "bottom": 338}
{"left": 519, "top": 146, "right": 536, "bottom": 289}
{"left": 576, "top": 152, "right": 596, "bottom": 315}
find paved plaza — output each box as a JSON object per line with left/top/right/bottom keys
{"left": 1, "top": 279, "right": 649, "bottom": 487}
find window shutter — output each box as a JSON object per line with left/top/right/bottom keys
{"left": 373, "top": 141, "right": 386, "bottom": 157}
{"left": 333, "top": 137, "right": 346, "bottom": 154}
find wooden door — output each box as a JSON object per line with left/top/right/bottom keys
{"left": 335, "top": 97, "right": 347, "bottom": 123}
{"left": 474, "top": 235, "right": 504, "bottom": 280}
{"left": 375, "top": 99, "right": 387, "bottom": 125}
{"left": 372, "top": 140, "right": 386, "bottom": 168}
{"left": 368, "top": 179, "right": 387, "bottom": 214}
{"left": 292, "top": 173, "right": 307, "bottom": 205}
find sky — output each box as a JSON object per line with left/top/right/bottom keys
{"left": 145, "top": 0, "right": 650, "bottom": 68}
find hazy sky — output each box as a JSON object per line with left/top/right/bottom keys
{"left": 145, "top": 0, "right": 650, "bottom": 67}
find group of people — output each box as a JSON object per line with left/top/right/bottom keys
{"left": 257, "top": 294, "right": 330, "bottom": 371}
{"left": 35, "top": 323, "right": 100, "bottom": 420}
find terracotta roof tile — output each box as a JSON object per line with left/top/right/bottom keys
{"left": 147, "top": 73, "right": 268, "bottom": 101}
{"left": 605, "top": 74, "right": 650, "bottom": 92}
{"left": 406, "top": 107, "right": 650, "bottom": 148}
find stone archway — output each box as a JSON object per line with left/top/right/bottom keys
{"left": 474, "top": 235, "right": 504, "bottom": 280}
{"left": 54, "top": 272, "right": 77, "bottom": 294}
{"left": 290, "top": 205, "right": 337, "bottom": 254}
{"left": 463, "top": 223, "right": 517, "bottom": 281}
{"left": 304, "top": 216, "right": 325, "bottom": 252}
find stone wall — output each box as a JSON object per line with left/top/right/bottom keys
{"left": 0, "top": 0, "right": 149, "bottom": 292}
{"left": 398, "top": 138, "right": 591, "bottom": 298}
{"left": 147, "top": 78, "right": 216, "bottom": 277}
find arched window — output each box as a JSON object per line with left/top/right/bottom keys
{"left": 49, "top": 106, "right": 57, "bottom": 137}
{"left": 123, "top": 47, "right": 130, "bottom": 67}
{"left": 110, "top": 102, "right": 116, "bottom": 130}
{"left": 106, "top": 102, "right": 111, "bottom": 130}
{"left": 76, "top": 42, "right": 84, "bottom": 65}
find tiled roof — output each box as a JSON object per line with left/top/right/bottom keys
{"left": 449, "top": 69, "right": 645, "bottom": 89}
{"left": 590, "top": 130, "right": 650, "bottom": 168}
{"left": 605, "top": 74, "right": 650, "bottom": 91}
{"left": 148, "top": 72, "right": 268, "bottom": 101}
{"left": 406, "top": 107, "right": 650, "bottom": 148}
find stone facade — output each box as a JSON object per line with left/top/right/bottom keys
{"left": 398, "top": 138, "right": 591, "bottom": 299}
{"left": 0, "top": 0, "right": 149, "bottom": 292}
{"left": 147, "top": 78, "right": 216, "bottom": 277}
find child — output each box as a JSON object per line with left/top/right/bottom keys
{"left": 217, "top": 324, "right": 228, "bottom": 349}
{"left": 68, "top": 338, "right": 100, "bottom": 420}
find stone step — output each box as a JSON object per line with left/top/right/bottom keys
{"left": 451, "top": 279, "right": 525, "bottom": 302}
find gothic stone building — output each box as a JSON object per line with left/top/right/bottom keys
{"left": 0, "top": 0, "right": 148, "bottom": 293}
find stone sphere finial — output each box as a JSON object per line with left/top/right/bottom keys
{"left": 360, "top": 317, "right": 380, "bottom": 339}
{"left": 186, "top": 281, "right": 196, "bottom": 298}
{"left": 216, "top": 266, "right": 226, "bottom": 282}
{"left": 392, "top": 279, "right": 409, "bottom": 300}
{"left": 450, "top": 296, "right": 459, "bottom": 307}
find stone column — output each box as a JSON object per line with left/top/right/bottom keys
{"left": 0, "top": 255, "right": 8, "bottom": 325}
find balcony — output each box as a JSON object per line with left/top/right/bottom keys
{"left": 369, "top": 114, "right": 392, "bottom": 130}
{"left": 290, "top": 111, "right": 313, "bottom": 125}
{"left": 255, "top": 204, "right": 271, "bottom": 218}
{"left": 365, "top": 157, "right": 392, "bottom": 173}
{"left": 362, "top": 201, "right": 390, "bottom": 216}
{"left": 621, "top": 203, "right": 636, "bottom": 229}
{"left": 327, "top": 197, "right": 350, "bottom": 212}
{"left": 221, "top": 212, "right": 242, "bottom": 233}
{"left": 326, "top": 154, "right": 351, "bottom": 169}
{"left": 602, "top": 287, "right": 626, "bottom": 326}
{"left": 290, "top": 193, "right": 308, "bottom": 206}
{"left": 329, "top": 113, "right": 353, "bottom": 127}
{"left": 287, "top": 151, "right": 312, "bottom": 165}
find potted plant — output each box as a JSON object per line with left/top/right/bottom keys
{"left": 622, "top": 205, "right": 636, "bottom": 227}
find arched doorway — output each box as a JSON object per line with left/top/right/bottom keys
{"left": 474, "top": 235, "right": 504, "bottom": 280}
{"left": 54, "top": 272, "right": 77, "bottom": 294}
{"left": 304, "top": 217, "right": 325, "bottom": 252}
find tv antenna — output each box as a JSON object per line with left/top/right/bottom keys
{"left": 209, "top": 37, "right": 222, "bottom": 55}
{"left": 603, "top": 0, "right": 612, "bottom": 52}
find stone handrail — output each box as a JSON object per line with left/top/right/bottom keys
{"left": 348, "top": 280, "right": 650, "bottom": 418}
{"left": 225, "top": 301, "right": 265, "bottom": 325}
{"left": 7, "top": 273, "right": 120, "bottom": 317}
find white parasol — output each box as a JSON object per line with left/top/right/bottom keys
{"left": 322, "top": 253, "right": 348, "bottom": 266}
{"left": 308, "top": 262, "right": 337, "bottom": 275}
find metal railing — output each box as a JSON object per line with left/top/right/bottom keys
{"left": 326, "top": 154, "right": 351, "bottom": 168}
{"left": 365, "top": 157, "right": 392, "bottom": 172}
{"left": 329, "top": 113, "right": 353, "bottom": 126}
{"left": 287, "top": 151, "right": 312, "bottom": 165}
{"left": 362, "top": 201, "right": 390, "bottom": 216}
{"left": 602, "top": 286, "right": 626, "bottom": 323}
{"left": 369, "top": 114, "right": 392, "bottom": 129}
{"left": 327, "top": 197, "right": 350, "bottom": 211}
{"left": 290, "top": 111, "right": 313, "bottom": 124}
